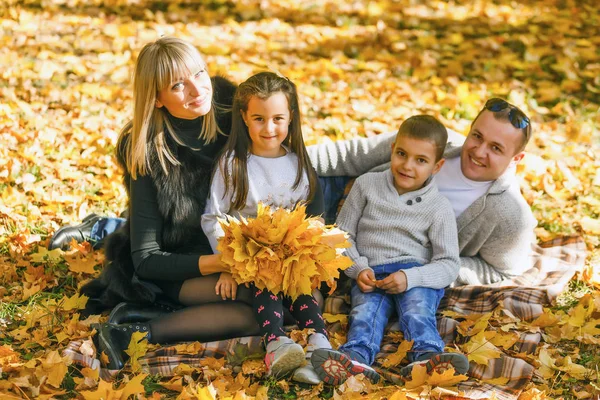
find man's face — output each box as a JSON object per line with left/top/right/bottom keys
{"left": 460, "top": 110, "right": 525, "bottom": 182}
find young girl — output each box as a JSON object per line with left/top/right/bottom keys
{"left": 201, "top": 72, "right": 331, "bottom": 384}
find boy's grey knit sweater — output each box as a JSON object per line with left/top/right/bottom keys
{"left": 337, "top": 169, "right": 460, "bottom": 291}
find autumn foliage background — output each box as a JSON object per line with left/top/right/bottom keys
{"left": 0, "top": 0, "right": 599, "bottom": 398}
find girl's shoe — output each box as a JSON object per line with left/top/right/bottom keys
{"left": 311, "top": 348, "right": 380, "bottom": 386}
{"left": 292, "top": 333, "right": 330, "bottom": 385}
{"left": 265, "top": 337, "right": 305, "bottom": 377}
{"left": 399, "top": 352, "right": 469, "bottom": 378}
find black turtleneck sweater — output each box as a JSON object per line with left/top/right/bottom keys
{"left": 129, "top": 112, "right": 230, "bottom": 282}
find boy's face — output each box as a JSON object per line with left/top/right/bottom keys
{"left": 390, "top": 135, "right": 445, "bottom": 195}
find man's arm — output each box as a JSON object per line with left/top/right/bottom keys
{"left": 306, "top": 128, "right": 465, "bottom": 178}
{"left": 455, "top": 214, "right": 536, "bottom": 286}
{"left": 306, "top": 132, "right": 395, "bottom": 177}
{"left": 335, "top": 177, "right": 371, "bottom": 279}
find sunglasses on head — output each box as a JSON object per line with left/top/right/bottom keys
{"left": 484, "top": 98, "right": 530, "bottom": 130}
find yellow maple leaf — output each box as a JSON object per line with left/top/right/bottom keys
{"left": 581, "top": 320, "right": 600, "bottom": 336}
{"left": 388, "top": 390, "right": 408, "bottom": 400}
{"left": 404, "top": 364, "right": 429, "bottom": 389}
{"left": 557, "top": 356, "right": 591, "bottom": 380}
{"left": 567, "top": 296, "right": 594, "bottom": 328}
{"left": 381, "top": 340, "right": 413, "bottom": 368}
{"left": 218, "top": 203, "right": 351, "bottom": 301}
{"left": 322, "top": 313, "right": 348, "bottom": 324}
{"left": 173, "top": 341, "right": 204, "bottom": 354}
{"left": 30, "top": 247, "right": 63, "bottom": 264}
{"left": 200, "top": 357, "right": 226, "bottom": 371}
{"left": 518, "top": 387, "right": 547, "bottom": 400}
{"left": 64, "top": 253, "right": 98, "bottom": 274}
{"left": 463, "top": 330, "right": 502, "bottom": 365}
{"left": 118, "top": 373, "right": 147, "bottom": 399}
{"left": 100, "top": 351, "right": 109, "bottom": 366}
{"left": 457, "top": 312, "right": 491, "bottom": 336}
{"left": 530, "top": 310, "right": 561, "bottom": 327}
{"left": 489, "top": 331, "right": 520, "bottom": 349}
{"left": 160, "top": 376, "right": 184, "bottom": 393}
{"left": 80, "top": 379, "right": 121, "bottom": 400}
{"left": 197, "top": 383, "right": 217, "bottom": 400}
{"left": 40, "top": 350, "right": 69, "bottom": 388}
{"left": 124, "top": 331, "right": 148, "bottom": 373}
{"left": 81, "top": 367, "right": 99, "bottom": 380}
{"left": 537, "top": 347, "right": 557, "bottom": 379}
{"left": 62, "top": 293, "right": 89, "bottom": 311}
{"left": 426, "top": 368, "right": 468, "bottom": 386}
{"left": 241, "top": 359, "right": 266, "bottom": 376}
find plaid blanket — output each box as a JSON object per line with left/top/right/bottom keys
{"left": 64, "top": 235, "right": 586, "bottom": 398}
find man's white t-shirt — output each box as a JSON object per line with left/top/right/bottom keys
{"left": 435, "top": 156, "right": 493, "bottom": 217}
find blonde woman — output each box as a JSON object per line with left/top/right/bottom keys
{"left": 82, "top": 37, "right": 259, "bottom": 370}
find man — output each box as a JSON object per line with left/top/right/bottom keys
{"left": 50, "top": 98, "right": 536, "bottom": 286}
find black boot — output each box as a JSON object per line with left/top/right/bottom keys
{"left": 108, "top": 302, "right": 180, "bottom": 324}
{"left": 48, "top": 214, "right": 102, "bottom": 250}
{"left": 97, "top": 322, "right": 152, "bottom": 370}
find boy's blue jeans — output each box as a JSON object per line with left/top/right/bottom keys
{"left": 339, "top": 261, "right": 446, "bottom": 366}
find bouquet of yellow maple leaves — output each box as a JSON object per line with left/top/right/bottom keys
{"left": 216, "top": 203, "right": 353, "bottom": 301}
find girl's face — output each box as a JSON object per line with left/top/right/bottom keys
{"left": 242, "top": 92, "right": 290, "bottom": 158}
{"left": 156, "top": 68, "right": 212, "bottom": 120}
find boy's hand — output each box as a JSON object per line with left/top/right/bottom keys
{"left": 377, "top": 270, "right": 407, "bottom": 294}
{"left": 215, "top": 272, "right": 238, "bottom": 300}
{"left": 357, "top": 269, "right": 377, "bottom": 293}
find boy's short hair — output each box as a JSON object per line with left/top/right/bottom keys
{"left": 396, "top": 115, "right": 448, "bottom": 161}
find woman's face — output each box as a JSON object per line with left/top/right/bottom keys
{"left": 156, "top": 68, "right": 212, "bottom": 119}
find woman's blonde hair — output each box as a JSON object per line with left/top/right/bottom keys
{"left": 120, "top": 36, "right": 220, "bottom": 179}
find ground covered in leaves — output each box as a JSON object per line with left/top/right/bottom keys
{"left": 1, "top": 0, "right": 599, "bottom": 398}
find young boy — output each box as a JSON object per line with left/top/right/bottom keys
{"left": 311, "top": 115, "right": 469, "bottom": 385}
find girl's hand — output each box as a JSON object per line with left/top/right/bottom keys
{"left": 356, "top": 269, "right": 377, "bottom": 293}
{"left": 215, "top": 272, "right": 238, "bottom": 300}
{"left": 376, "top": 270, "right": 407, "bottom": 294}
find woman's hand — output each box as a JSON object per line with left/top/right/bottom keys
{"left": 215, "top": 272, "right": 238, "bottom": 300}
{"left": 356, "top": 269, "right": 377, "bottom": 293}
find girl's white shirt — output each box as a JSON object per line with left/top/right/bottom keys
{"left": 201, "top": 147, "right": 310, "bottom": 253}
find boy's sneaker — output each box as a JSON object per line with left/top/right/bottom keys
{"left": 400, "top": 352, "right": 469, "bottom": 378}
{"left": 311, "top": 348, "right": 380, "bottom": 386}
{"left": 265, "top": 337, "right": 305, "bottom": 377}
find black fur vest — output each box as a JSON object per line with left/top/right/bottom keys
{"left": 80, "top": 77, "right": 236, "bottom": 316}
